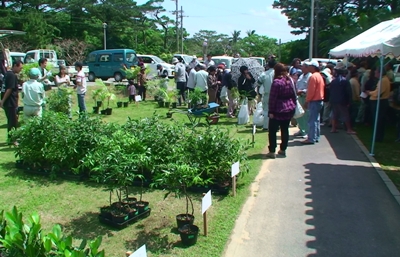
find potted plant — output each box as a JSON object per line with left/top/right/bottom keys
{"left": 170, "top": 90, "right": 179, "bottom": 108}
{"left": 207, "top": 112, "right": 220, "bottom": 124}
{"left": 188, "top": 87, "right": 208, "bottom": 111}
{"left": 166, "top": 111, "right": 173, "bottom": 118}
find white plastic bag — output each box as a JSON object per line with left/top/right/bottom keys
{"left": 253, "top": 102, "right": 264, "bottom": 126}
{"left": 238, "top": 98, "right": 250, "bottom": 125}
{"left": 220, "top": 86, "right": 229, "bottom": 104}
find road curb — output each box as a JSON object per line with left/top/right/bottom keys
{"left": 351, "top": 134, "right": 400, "bottom": 205}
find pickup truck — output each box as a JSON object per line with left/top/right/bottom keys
{"left": 24, "top": 50, "right": 89, "bottom": 81}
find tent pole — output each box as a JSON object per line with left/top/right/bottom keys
{"left": 308, "top": 0, "right": 315, "bottom": 60}
{"left": 370, "top": 55, "right": 384, "bottom": 156}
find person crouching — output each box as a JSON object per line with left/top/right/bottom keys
{"left": 22, "top": 68, "right": 45, "bottom": 119}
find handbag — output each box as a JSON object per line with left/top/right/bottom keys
{"left": 289, "top": 77, "right": 305, "bottom": 119}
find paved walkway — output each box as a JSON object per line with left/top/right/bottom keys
{"left": 223, "top": 126, "right": 400, "bottom": 257}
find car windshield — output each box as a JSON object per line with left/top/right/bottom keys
{"left": 126, "top": 52, "right": 138, "bottom": 64}
{"left": 212, "top": 58, "right": 232, "bottom": 69}
{"left": 182, "top": 55, "right": 193, "bottom": 64}
{"left": 152, "top": 56, "right": 165, "bottom": 63}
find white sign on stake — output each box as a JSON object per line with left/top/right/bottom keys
{"left": 231, "top": 161, "right": 240, "bottom": 177}
{"left": 202, "top": 190, "right": 212, "bottom": 215}
{"left": 129, "top": 244, "right": 147, "bottom": 257}
{"left": 252, "top": 124, "right": 256, "bottom": 135}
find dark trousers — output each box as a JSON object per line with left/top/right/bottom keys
{"left": 4, "top": 106, "right": 18, "bottom": 140}
{"left": 268, "top": 118, "right": 291, "bottom": 152}
{"left": 177, "top": 82, "right": 186, "bottom": 105}
{"left": 129, "top": 95, "right": 135, "bottom": 102}
{"left": 370, "top": 99, "right": 389, "bottom": 142}
{"left": 138, "top": 86, "right": 146, "bottom": 101}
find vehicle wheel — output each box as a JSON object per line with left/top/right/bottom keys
{"left": 88, "top": 72, "right": 96, "bottom": 82}
{"left": 114, "top": 72, "right": 123, "bottom": 82}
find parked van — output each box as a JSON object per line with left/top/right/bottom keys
{"left": 10, "top": 52, "right": 25, "bottom": 65}
{"left": 86, "top": 49, "right": 138, "bottom": 82}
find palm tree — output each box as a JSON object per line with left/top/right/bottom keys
{"left": 230, "top": 30, "right": 241, "bottom": 44}
{"left": 246, "top": 30, "right": 256, "bottom": 37}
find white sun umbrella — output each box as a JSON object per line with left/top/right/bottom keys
{"left": 231, "top": 58, "right": 265, "bottom": 85}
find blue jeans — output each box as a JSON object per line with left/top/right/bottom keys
{"left": 77, "top": 94, "right": 86, "bottom": 113}
{"left": 307, "top": 101, "right": 323, "bottom": 143}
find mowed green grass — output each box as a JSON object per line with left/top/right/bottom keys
{"left": 0, "top": 84, "right": 268, "bottom": 257}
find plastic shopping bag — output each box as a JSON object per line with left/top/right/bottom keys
{"left": 238, "top": 98, "right": 250, "bottom": 125}
{"left": 220, "top": 86, "right": 229, "bottom": 104}
{"left": 253, "top": 102, "right": 264, "bottom": 127}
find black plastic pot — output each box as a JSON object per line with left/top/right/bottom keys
{"left": 100, "top": 109, "right": 107, "bottom": 115}
{"left": 172, "top": 102, "right": 177, "bottom": 108}
{"left": 154, "top": 95, "right": 159, "bottom": 101}
{"left": 122, "top": 197, "right": 137, "bottom": 208}
{"left": 96, "top": 101, "right": 102, "bottom": 107}
{"left": 165, "top": 102, "right": 170, "bottom": 108}
{"left": 111, "top": 213, "right": 129, "bottom": 223}
{"left": 123, "top": 102, "right": 129, "bottom": 107}
{"left": 100, "top": 206, "right": 112, "bottom": 219}
{"left": 117, "top": 102, "right": 123, "bottom": 108}
{"left": 176, "top": 214, "right": 194, "bottom": 229}
{"left": 136, "top": 201, "right": 149, "bottom": 214}
{"left": 179, "top": 224, "right": 199, "bottom": 246}
{"left": 106, "top": 108, "right": 113, "bottom": 115}
{"left": 158, "top": 101, "right": 165, "bottom": 108}
{"left": 93, "top": 106, "right": 99, "bottom": 114}
{"left": 166, "top": 112, "right": 173, "bottom": 118}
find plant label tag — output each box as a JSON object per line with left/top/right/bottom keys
{"left": 252, "top": 124, "right": 256, "bottom": 135}
{"left": 202, "top": 190, "right": 212, "bottom": 215}
{"left": 129, "top": 244, "right": 147, "bottom": 257}
{"left": 231, "top": 161, "right": 240, "bottom": 177}
{"left": 135, "top": 95, "right": 142, "bottom": 102}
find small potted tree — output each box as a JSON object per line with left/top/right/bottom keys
{"left": 188, "top": 87, "right": 208, "bottom": 111}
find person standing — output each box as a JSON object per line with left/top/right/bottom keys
{"left": 302, "top": 60, "right": 325, "bottom": 145}
{"left": 173, "top": 57, "right": 187, "bottom": 106}
{"left": 0, "top": 60, "right": 23, "bottom": 145}
{"left": 238, "top": 66, "right": 257, "bottom": 114}
{"left": 294, "top": 63, "right": 311, "bottom": 137}
{"left": 55, "top": 65, "right": 72, "bottom": 118}
{"left": 367, "top": 67, "right": 391, "bottom": 142}
{"left": 74, "top": 62, "right": 87, "bottom": 113}
{"left": 137, "top": 67, "right": 147, "bottom": 101}
{"left": 194, "top": 64, "right": 208, "bottom": 93}
{"left": 207, "top": 65, "right": 219, "bottom": 104}
{"left": 22, "top": 68, "right": 45, "bottom": 119}
{"left": 204, "top": 54, "right": 215, "bottom": 68}
{"left": 267, "top": 63, "right": 297, "bottom": 158}
{"left": 257, "top": 60, "right": 276, "bottom": 130}
{"left": 186, "top": 65, "right": 196, "bottom": 92}
{"left": 349, "top": 68, "right": 361, "bottom": 127}
{"left": 156, "top": 64, "right": 167, "bottom": 78}
{"left": 38, "top": 58, "right": 51, "bottom": 91}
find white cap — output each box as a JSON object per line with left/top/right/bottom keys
{"left": 172, "top": 57, "right": 179, "bottom": 64}
{"left": 305, "top": 60, "right": 319, "bottom": 68}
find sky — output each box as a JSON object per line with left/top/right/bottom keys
{"left": 136, "top": 0, "right": 304, "bottom": 43}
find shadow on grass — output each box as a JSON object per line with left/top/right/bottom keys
{"left": 63, "top": 211, "right": 118, "bottom": 240}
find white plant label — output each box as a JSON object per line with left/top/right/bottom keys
{"left": 129, "top": 244, "right": 147, "bottom": 257}
{"left": 252, "top": 124, "right": 256, "bottom": 135}
{"left": 135, "top": 95, "right": 142, "bottom": 102}
{"left": 231, "top": 161, "right": 240, "bottom": 177}
{"left": 202, "top": 190, "right": 212, "bottom": 215}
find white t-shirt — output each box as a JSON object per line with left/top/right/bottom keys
{"left": 187, "top": 69, "right": 196, "bottom": 89}
{"left": 194, "top": 70, "right": 208, "bottom": 91}
{"left": 55, "top": 75, "right": 70, "bottom": 87}
{"left": 174, "top": 63, "right": 186, "bottom": 82}
{"left": 204, "top": 59, "right": 215, "bottom": 68}
{"left": 257, "top": 69, "right": 274, "bottom": 95}
{"left": 76, "top": 70, "right": 87, "bottom": 94}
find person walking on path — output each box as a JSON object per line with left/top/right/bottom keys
{"left": 366, "top": 67, "right": 391, "bottom": 142}
{"left": 22, "top": 68, "right": 45, "bottom": 120}
{"left": 0, "top": 60, "right": 23, "bottom": 145}
{"left": 302, "top": 60, "right": 325, "bottom": 145}
{"left": 74, "top": 62, "right": 87, "bottom": 113}
{"left": 257, "top": 60, "right": 276, "bottom": 130}
{"left": 329, "top": 63, "right": 356, "bottom": 134}
{"left": 266, "top": 63, "right": 296, "bottom": 159}
{"left": 294, "top": 63, "right": 311, "bottom": 137}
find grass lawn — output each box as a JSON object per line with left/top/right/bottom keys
{"left": 0, "top": 84, "right": 268, "bottom": 257}
{"left": 355, "top": 123, "right": 400, "bottom": 189}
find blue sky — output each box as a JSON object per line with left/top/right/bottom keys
{"left": 136, "top": 0, "right": 304, "bottom": 43}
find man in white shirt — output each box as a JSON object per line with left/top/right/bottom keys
{"left": 74, "top": 62, "right": 87, "bottom": 113}
{"left": 22, "top": 68, "right": 45, "bottom": 119}
{"left": 204, "top": 54, "right": 215, "bottom": 68}
{"left": 173, "top": 57, "right": 187, "bottom": 106}
{"left": 194, "top": 64, "right": 208, "bottom": 92}
{"left": 257, "top": 60, "right": 276, "bottom": 130}
{"left": 294, "top": 63, "right": 312, "bottom": 137}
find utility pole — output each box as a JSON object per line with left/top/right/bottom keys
{"left": 171, "top": 0, "right": 179, "bottom": 53}
{"left": 309, "top": 0, "right": 315, "bottom": 60}
{"left": 179, "top": 6, "right": 188, "bottom": 54}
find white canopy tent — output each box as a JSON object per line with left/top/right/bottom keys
{"left": 329, "top": 18, "right": 400, "bottom": 155}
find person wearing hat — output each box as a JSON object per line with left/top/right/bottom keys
{"left": 329, "top": 62, "right": 356, "bottom": 135}
{"left": 293, "top": 62, "right": 312, "bottom": 137}
{"left": 74, "top": 62, "right": 87, "bottom": 113}
{"left": 302, "top": 60, "right": 325, "bottom": 144}
{"left": 22, "top": 68, "right": 45, "bottom": 119}
{"left": 174, "top": 57, "right": 187, "bottom": 106}
{"left": 137, "top": 66, "right": 147, "bottom": 101}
